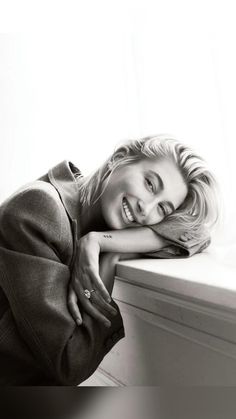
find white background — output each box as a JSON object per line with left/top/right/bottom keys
{"left": 0, "top": 0, "right": 235, "bottom": 248}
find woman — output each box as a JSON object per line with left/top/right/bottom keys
{"left": 0, "top": 135, "right": 219, "bottom": 385}
{"left": 68, "top": 135, "right": 219, "bottom": 328}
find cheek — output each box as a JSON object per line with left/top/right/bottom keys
{"left": 125, "top": 177, "right": 144, "bottom": 196}
{"left": 103, "top": 175, "right": 143, "bottom": 206}
{"left": 148, "top": 211, "right": 162, "bottom": 226}
{"left": 106, "top": 185, "right": 122, "bottom": 203}
{"left": 101, "top": 184, "right": 122, "bottom": 214}
{"left": 176, "top": 186, "right": 188, "bottom": 208}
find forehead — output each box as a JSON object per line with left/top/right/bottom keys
{"left": 135, "top": 157, "right": 182, "bottom": 178}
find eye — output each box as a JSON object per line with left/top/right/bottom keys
{"left": 159, "top": 204, "right": 165, "bottom": 216}
{"left": 145, "top": 178, "right": 154, "bottom": 193}
{"left": 159, "top": 204, "right": 168, "bottom": 217}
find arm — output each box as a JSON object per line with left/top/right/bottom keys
{"left": 99, "top": 253, "right": 121, "bottom": 294}
{"left": 67, "top": 227, "right": 167, "bottom": 325}
{"left": 0, "top": 185, "right": 124, "bottom": 385}
{"left": 93, "top": 221, "right": 211, "bottom": 259}
{"left": 68, "top": 226, "right": 168, "bottom": 325}
{"left": 68, "top": 220, "right": 211, "bottom": 327}
{"left": 93, "top": 227, "right": 169, "bottom": 254}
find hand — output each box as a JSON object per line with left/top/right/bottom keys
{"left": 68, "top": 232, "right": 118, "bottom": 328}
{"left": 179, "top": 231, "right": 194, "bottom": 242}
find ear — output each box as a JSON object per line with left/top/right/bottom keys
{"left": 110, "top": 145, "right": 129, "bottom": 165}
{"left": 107, "top": 161, "right": 113, "bottom": 171}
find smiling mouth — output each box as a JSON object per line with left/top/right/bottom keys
{"left": 122, "top": 197, "right": 135, "bottom": 223}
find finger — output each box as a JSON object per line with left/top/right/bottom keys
{"left": 68, "top": 288, "right": 83, "bottom": 326}
{"left": 179, "top": 234, "right": 188, "bottom": 241}
{"left": 76, "top": 264, "right": 112, "bottom": 304}
{"left": 91, "top": 292, "right": 117, "bottom": 317}
{"left": 73, "top": 263, "right": 111, "bottom": 304}
{"left": 83, "top": 299, "right": 112, "bottom": 328}
{"left": 73, "top": 280, "right": 111, "bottom": 328}
{"left": 68, "top": 287, "right": 83, "bottom": 326}
{"left": 89, "top": 271, "right": 112, "bottom": 303}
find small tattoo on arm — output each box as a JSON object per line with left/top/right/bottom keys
{"left": 103, "top": 234, "right": 112, "bottom": 238}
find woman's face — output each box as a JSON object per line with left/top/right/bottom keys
{"left": 100, "top": 157, "right": 188, "bottom": 229}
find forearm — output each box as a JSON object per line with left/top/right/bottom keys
{"left": 98, "top": 251, "right": 145, "bottom": 296}
{"left": 99, "top": 253, "right": 120, "bottom": 294}
{"left": 93, "top": 226, "right": 168, "bottom": 254}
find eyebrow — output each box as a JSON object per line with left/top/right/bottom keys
{"left": 148, "top": 170, "right": 164, "bottom": 190}
{"left": 148, "top": 170, "right": 175, "bottom": 212}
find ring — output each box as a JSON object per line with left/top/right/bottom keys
{"left": 84, "top": 289, "right": 96, "bottom": 299}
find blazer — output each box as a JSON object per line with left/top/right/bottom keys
{"left": 0, "top": 161, "right": 125, "bottom": 385}
{"left": 0, "top": 160, "right": 211, "bottom": 385}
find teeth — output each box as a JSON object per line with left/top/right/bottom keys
{"left": 123, "top": 198, "right": 134, "bottom": 222}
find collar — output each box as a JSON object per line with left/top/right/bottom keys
{"left": 47, "top": 160, "right": 83, "bottom": 224}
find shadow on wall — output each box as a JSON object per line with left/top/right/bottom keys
{"left": 1, "top": 387, "right": 236, "bottom": 419}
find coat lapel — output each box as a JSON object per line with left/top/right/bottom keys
{"left": 39, "top": 160, "right": 84, "bottom": 241}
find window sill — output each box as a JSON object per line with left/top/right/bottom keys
{"left": 96, "top": 247, "right": 236, "bottom": 385}
{"left": 115, "top": 247, "right": 236, "bottom": 312}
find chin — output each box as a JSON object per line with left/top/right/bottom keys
{"left": 109, "top": 221, "right": 123, "bottom": 230}
{"left": 105, "top": 215, "right": 123, "bottom": 230}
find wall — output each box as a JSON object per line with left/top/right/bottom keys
{"left": 0, "top": 0, "right": 235, "bottom": 246}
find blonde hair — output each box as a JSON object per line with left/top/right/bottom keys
{"left": 78, "top": 135, "right": 220, "bottom": 238}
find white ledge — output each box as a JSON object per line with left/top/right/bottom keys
{"left": 116, "top": 248, "right": 236, "bottom": 313}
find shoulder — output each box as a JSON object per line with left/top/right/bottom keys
{"left": 0, "top": 181, "right": 65, "bottom": 228}
{"left": 0, "top": 181, "right": 74, "bottom": 260}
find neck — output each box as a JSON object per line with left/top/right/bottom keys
{"left": 79, "top": 198, "right": 109, "bottom": 236}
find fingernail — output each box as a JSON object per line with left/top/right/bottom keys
{"left": 76, "top": 319, "right": 82, "bottom": 326}
{"left": 107, "top": 297, "right": 112, "bottom": 303}
{"left": 104, "top": 321, "right": 111, "bottom": 328}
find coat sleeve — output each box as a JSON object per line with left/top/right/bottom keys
{"left": 0, "top": 184, "right": 125, "bottom": 385}
{"left": 143, "top": 220, "right": 211, "bottom": 259}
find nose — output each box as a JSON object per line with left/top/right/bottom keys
{"left": 137, "top": 198, "right": 159, "bottom": 220}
